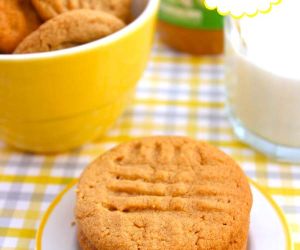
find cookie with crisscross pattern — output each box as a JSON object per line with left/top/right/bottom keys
{"left": 76, "top": 136, "right": 252, "bottom": 250}
{"left": 31, "top": 0, "right": 132, "bottom": 22}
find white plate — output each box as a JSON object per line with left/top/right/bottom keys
{"left": 36, "top": 180, "right": 293, "bottom": 250}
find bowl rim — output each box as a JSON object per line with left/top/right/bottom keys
{"left": 0, "top": 0, "right": 159, "bottom": 61}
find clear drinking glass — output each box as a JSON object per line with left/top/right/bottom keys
{"left": 225, "top": 1, "right": 300, "bottom": 163}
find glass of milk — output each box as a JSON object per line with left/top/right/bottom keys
{"left": 225, "top": 0, "right": 300, "bottom": 162}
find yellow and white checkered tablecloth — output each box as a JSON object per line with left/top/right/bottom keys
{"left": 0, "top": 39, "right": 299, "bottom": 250}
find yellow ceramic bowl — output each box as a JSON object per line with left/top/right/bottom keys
{"left": 0, "top": 0, "right": 159, "bottom": 153}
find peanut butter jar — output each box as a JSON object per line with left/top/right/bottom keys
{"left": 158, "top": 0, "right": 224, "bottom": 55}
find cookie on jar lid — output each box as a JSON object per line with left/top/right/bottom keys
{"left": 76, "top": 136, "right": 252, "bottom": 250}
{"left": 31, "top": 0, "right": 132, "bottom": 22}
{"left": 14, "top": 9, "right": 125, "bottom": 54}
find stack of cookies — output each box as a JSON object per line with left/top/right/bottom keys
{"left": 76, "top": 136, "right": 252, "bottom": 250}
{"left": 0, "top": 0, "right": 131, "bottom": 54}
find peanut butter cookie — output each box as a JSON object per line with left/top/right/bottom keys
{"left": 32, "top": 0, "right": 132, "bottom": 22}
{"left": 14, "top": 9, "right": 125, "bottom": 54}
{"left": 76, "top": 136, "right": 252, "bottom": 250}
{"left": 78, "top": 230, "right": 96, "bottom": 250}
{"left": 0, "top": 0, "right": 41, "bottom": 53}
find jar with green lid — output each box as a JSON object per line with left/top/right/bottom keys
{"left": 158, "top": 0, "right": 224, "bottom": 55}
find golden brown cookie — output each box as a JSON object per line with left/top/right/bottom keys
{"left": 0, "top": 0, "right": 41, "bottom": 53}
{"left": 14, "top": 9, "right": 125, "bottom": 54}
{"left": 78, "top": 230, "right": 96, "bottom": 250}
{"left": 31, "top": 0, "right": 132, "bottom": 22}
{"left": 76, "top": 136, "right": 252, "bottom": 250}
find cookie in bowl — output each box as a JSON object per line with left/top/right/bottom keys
{"left": 14, "top": 9, "right": 125, "bottom": 54}
{"left": 76, "top": 136, "right": 252, "bottom": 250}
{"left": 31, "top": 0, "right": 132, "bottom": 22}
{"left": 0, "top": 0, "right": 41, "bottom": 53}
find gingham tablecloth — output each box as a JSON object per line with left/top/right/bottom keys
{"left": 0, "top": 39, "right": 299, "bottom": 250}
